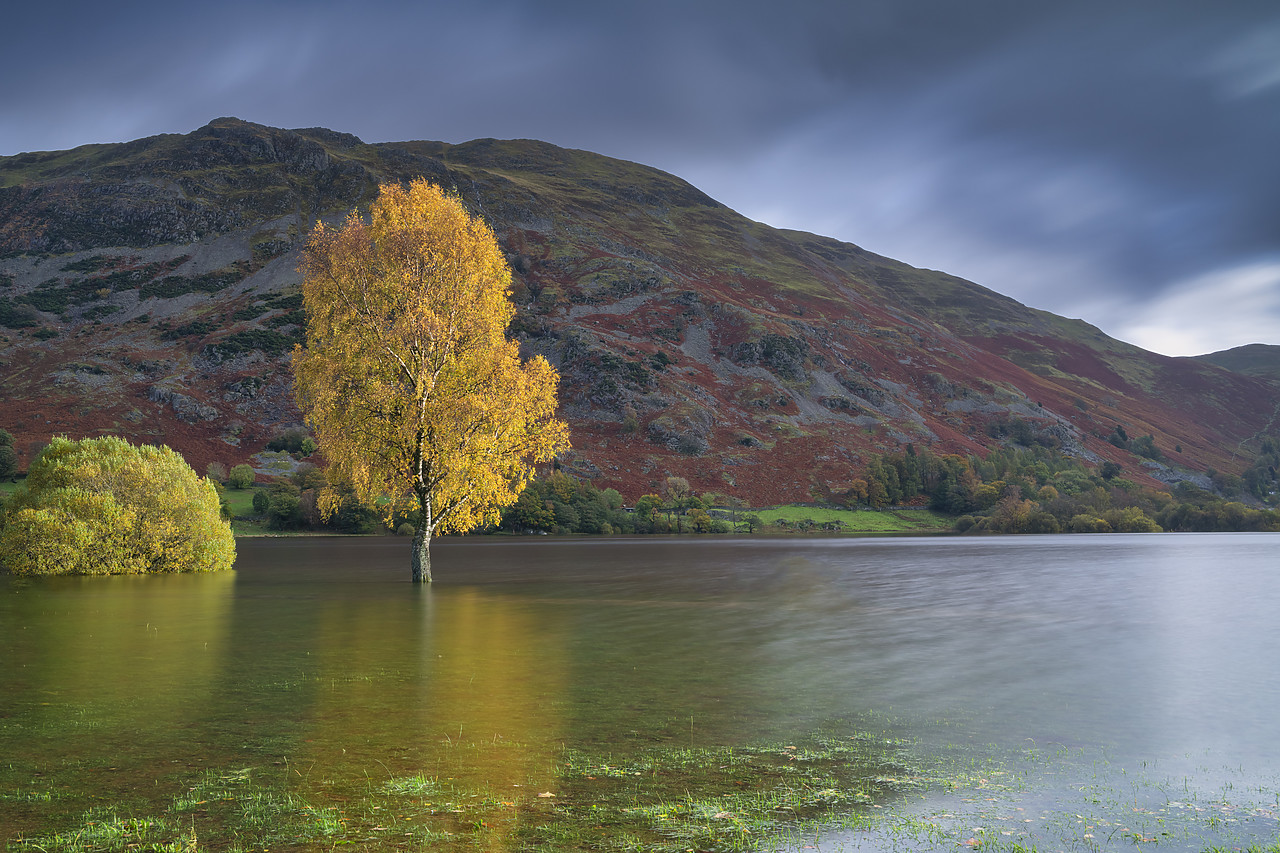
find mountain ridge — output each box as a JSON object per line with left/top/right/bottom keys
{"left": 1195, "top": 343, "right": 1280, "bottom": 382}
{"left": 0, "top": 117, "right": 1274, "bottom": 504}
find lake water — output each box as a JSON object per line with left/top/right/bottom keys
{"left": 2, "top": 533, "right": 1278, "bottom": 850}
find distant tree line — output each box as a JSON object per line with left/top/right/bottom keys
{"left": 822, "top": 441, "right": 1280, "bottom": 534}
{"left": 143, "top": 431, "right": 1280, "bottom": 537}
{"left": 500, "top": 473, "right": 731, "bottom": 535}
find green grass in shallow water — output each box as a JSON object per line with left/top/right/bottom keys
{"left": 10, "top": 725, "right": 1280, "bottom": 852}
{"left": 6, "top": 720, "right": 995, "bottom": 853}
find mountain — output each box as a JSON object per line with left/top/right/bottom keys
{"left": 1195, "top": 344, "right": 1280, "bottom": 383}
{"left": 1, "top": 117, "right": 1276, "bottom": 504}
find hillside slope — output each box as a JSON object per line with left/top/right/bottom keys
{"left": 1195, "top": 344, "right": 1280, "bottom": 383}
{"left": 1, "top": 118, "right": 1275, "bottom": 503}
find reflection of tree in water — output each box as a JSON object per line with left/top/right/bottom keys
{"left": 0, "top": 571, "right": 234, "bottom": 826}
{"left": 286, "top": 587, "right": 570, "bottom": 793}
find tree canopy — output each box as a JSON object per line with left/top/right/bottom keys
{"left": 0, "top": 436, "right": 236, "bottom": 575}
{"left": 293, "top": 179, "right": 569, "bottom": 581}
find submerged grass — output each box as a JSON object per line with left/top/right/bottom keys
{"left": 6, "top": 719, "right": 999, "bottom": 853}
{"left": 13, "top": 810, "right": 198, "bottom": 853}
{"left": 9, "top": 726, "right": 1280, "bottom": 852}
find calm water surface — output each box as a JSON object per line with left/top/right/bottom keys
{"left": 2, "top": 533, "right": 1278, "bottom": 849}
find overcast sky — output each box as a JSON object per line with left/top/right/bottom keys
{"left": 4, "top": 0, "right": 1278, "bottom": 356}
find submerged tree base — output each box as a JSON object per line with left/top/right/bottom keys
{"left": 411, "top": 524, "right": 432, "bottom": 583}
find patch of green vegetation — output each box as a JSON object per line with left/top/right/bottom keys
{"left": 5, "top": 720, "right": 1004, "bottom": 853}
{"left": 80, "top": 304, "right": 121, "bottom": 320}
{"left": 231, "top": 303, "right": 268, "bottom": 321}
{"left": 229, "top": 290, "right": 303, "bottom": 324}
{"left": 0, "top": 297, "right": 39, "bottom": 328}
{"left": 12, "top": 263, "right": 173, "bottom": 315}
{"left": 89, "top": 263, "right": 172, "bottom": 293}
{"left": 648, "top": 350, "right": 674, "bottom": 371}
{"left": 753, "top": 505, "right": 953, "bottom": 533}
{"left": 140, "top": 262, "right": 249, "bottom": 300}
{"left": 159, "top": 319, "right": 219, "bottom": 341}
{"left": 223, "top": 486, "right": 294, "bottom": 537}
{"left": 265, "top": 309, "right": 305, "bottom": 328}
{"left": 16, "top": 278, "right": 75, "bottom": 313}
{"left": 264, "top": 290, "right": 303, "bottom": 310}
{"left": 202, "top": 329, "right": 298, "bottom": 360}
{"left": 13, "top": 810, "right": 196, "bottom": 853}
{"left": 60, "top": 255, "right": 114, "bottom": 274}
{"left": 230, "top": 517, "right": 273, "bottom": 536}
{"left": 219, "top": 486, "right": 257, "bottom": 518}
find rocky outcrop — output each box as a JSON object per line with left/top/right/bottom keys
{"left": 0, "top": 119, "right": 370, "bottom": 254}
{"left": 148, "top": 384, "right": 219, "bottom": 423}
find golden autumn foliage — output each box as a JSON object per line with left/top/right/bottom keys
{"left": 0, "top": 436, "right": 235, "bottom": 576}
{"left": 293, "top": 179, "right": 569, "bottom": 581}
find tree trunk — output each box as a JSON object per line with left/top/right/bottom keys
{"left": 411, "top": 527, "right": 431, "bottom": 583}
{"left": 411, "top": 490, "right": 433, "bottom": 583}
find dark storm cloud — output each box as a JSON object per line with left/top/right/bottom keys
{"left": 3, "top": 0, "right": 1278, "bottom": 354}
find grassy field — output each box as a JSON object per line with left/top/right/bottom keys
{"left": 220, "top": 485, "right": 257, "bottom": 517}
{"left": 220, "top": 485, "right": 280, "bottom": 536}
{"left": 747, "top": 504, "right": 953, "bottom": 533}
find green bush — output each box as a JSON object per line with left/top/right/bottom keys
{"left": 267, "top": 492, "right": 303, "bottom": 529}
{"left": 1103, "top": 506, "right": 1161, "bottom": 532}
{"left": 328, "top": 489, "right": 378, "bottom": 533}
{"left": 0, "top": 436, "right": 235, "bottom": 575}
{"left": 1068, "top": 514, "right": 1112, "bottom": 533}
{"left": 228, "top": 464, "right": 255, "bottom": 489}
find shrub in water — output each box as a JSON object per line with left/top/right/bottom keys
{"left": 0, "top": 436, "right": 235, "bottom": 575}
